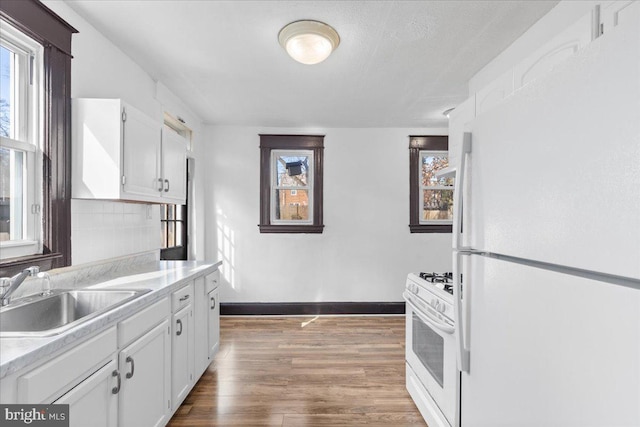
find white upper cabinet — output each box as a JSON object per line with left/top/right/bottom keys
{"left": 474, "top": 70, "right": 513, "bottom": 117}
{"left": 469, "top": 8, "right": 596, "bottom": 121}
{"left": 72, "top": 99, "right": 187, "bottom": 204}
{"left": 121, "top": 106, "right": 162, "bottom": 199}
{"left": 513, "top": 11, "right": 593, "bottom": 91}
{"left": 601, "top": 0, "right": 639, "bottom": 35}
{"left": 161, "top": 127, "right": 187, "bottom": 203}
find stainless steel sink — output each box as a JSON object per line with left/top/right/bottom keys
{"left": 0, "top": 289, "right": 150, "bottom": 337}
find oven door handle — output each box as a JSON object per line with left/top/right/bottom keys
{"left": 404, "top": 293, "right": 455, "bottom": 335}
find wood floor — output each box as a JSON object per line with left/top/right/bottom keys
{"left": 167, "top": 316, "right": 427, "bottom": 427}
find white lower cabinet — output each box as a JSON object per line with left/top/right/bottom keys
{"left": 207, "top": 287, "right": 220, "bottom": 359}
{"left": 194, "top": 272, "right": 220, "bottom": 377}
{"left": 193, "top": 276, "right": 209, "bottom": 377}
{"left": 3, "top": 268, "right": 221, "bottom": 427}
{"left": 118, "top": 319, "right": 171, "bottom": 427}
{"left": 16, "top": 327, "right": 118, "bottom": 405}
{"left": 171, "top": 302, "right": 194, "bottom": 410}
{"left": 54, "top": 360, "right": 118, "bottom": 427}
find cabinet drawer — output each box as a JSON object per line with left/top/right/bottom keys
{"left": 18, "top": 327, "right": 117, "bottom": 403}
{"left": 172, "top": 283, "right": 193, "bottom": 312}
{"left": 118, "top": 298, "right": 170, "bottom": 346}
{"left": 205, "top": 270, "right": 220, "bottom": 293}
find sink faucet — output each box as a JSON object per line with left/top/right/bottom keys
{"left": 0, "top": 266, "right": 40, "bottom": 307}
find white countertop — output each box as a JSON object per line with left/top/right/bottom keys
{"left": 0, "top": 260, "right": 222, "bottom": 379}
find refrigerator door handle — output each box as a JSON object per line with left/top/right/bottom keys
{"left": 438, "top": 133, "right": 472, "bottom": 251}
{"left": 454, "top": 250, "right": 471, "bottom": 373}
{"left": 453, "top": 132, "right": 472, "bottom": 251}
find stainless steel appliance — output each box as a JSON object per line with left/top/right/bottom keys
{"left": 404, "top": 272, "right": 458, "bottom": 427}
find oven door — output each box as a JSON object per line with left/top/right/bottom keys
{"left": 405, "top": 293, "right": 457, "bottom": 426}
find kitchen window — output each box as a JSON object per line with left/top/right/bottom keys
{"left": 160, "top": 204, "right": 187, "bottom": 260}
{"left": 0, "top": 0, "right": 76, "bottom": 275}
{"left": 0, "top": 21, "right": 43, "bottom": 259}
{"left": 259, "top": 134, "right": 324, "bottom": 233}
{"left": 409, "top": 136, "right": 453, "bottom": 233}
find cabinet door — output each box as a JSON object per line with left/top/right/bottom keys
{"left": 474, "top": 69, "right": 513, "bottom": 117}
{"left": 54, "top": 360, "right": 118, "bottom": 427}
{"left": 122, "top": 104, "right": 162, "bottom": 199}
{"left": 193, "top": 276, "right": 209, "bottom": 377}
{"left": 207, "top": 288, "right": 220, "bottom": 359}
{"left": 161, "top": 128, "right": 187, "bottom": 203}
{"left": 119, "top": 319, "right": 171, "bottom": 427}
{"left": 171, "top": 303, "right": 194, "bottom": 410}
{"left": 513, "top": 11, "right": 592, "bottom": 90}
{"left": 601, "top": 1, "right": 639, "bottom": 34}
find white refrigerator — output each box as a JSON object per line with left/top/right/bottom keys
{"left": 448, "top": 6, "right": 640, "bottom": 427}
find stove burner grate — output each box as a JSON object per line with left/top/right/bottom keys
{"left": 419, "top": 272, "right": 453, "bottom": 282}
{"left": 418, "top": 272, "right": 454, "bottom": 295}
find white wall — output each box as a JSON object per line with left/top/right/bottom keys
{"left": 71, "top": 200, "right": 159, "bottom": 265}
{"left": 469, "top": 1, "right": 599, "bottom": 94}
{"left": 206, "top": 126, "right": 452, "bottom": 303}
{"left": 42, "top": 1, "right": 207, "bottom": 265}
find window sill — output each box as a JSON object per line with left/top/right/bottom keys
{"left": 259, "top": 224, "right": 324, "bottom": 234}
{"left": 0, "top": 240, "right": 40, "bottom": 260}
{"left": 0, "top": 252, "right": 63, "bottom": 276}
{"left": 409, "top": 224, "right": 452, "bottom": 233}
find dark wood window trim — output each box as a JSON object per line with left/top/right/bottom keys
{"left": 0, "top": 0, "right": 77, "bottom": 276}
{"left": 259, "top": 134, "right": 324, "bottom": 234}
{"left": 409, "top": 135, "right": 452, "bottom": 234}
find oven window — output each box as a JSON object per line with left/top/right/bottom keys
{"left": 413, "top": 313, "right": 445, "bottom": 387}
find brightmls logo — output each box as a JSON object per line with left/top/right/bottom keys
{"left": 0, "top": 405, "right": 69, "bottom": 426}
{"left": 4, "top": 407, "right": 46, "bottom": 424}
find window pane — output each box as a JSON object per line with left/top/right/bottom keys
{"left": 161, "top": 222, "right": 167, "bottom": 249}
{"left": 0, "top": 147, "right": 25, "bottom": 241}
{"left": 276, "top": 155, "right": 309, "bottom": 187}
{"left": 0, "top": 45, "right": 16, "bottom": 139}
{"left": 275, "top": 189, "right": 309, "bottom": 221}
{"left": 167, "top": 221, "right": 175, "bottom": 247}
{"left": 422, "top": 189, "right": 453, "bottom": 221}
{"left": 176, "top": 221, "right": 183, "bottom": 246}
{"left": 175, "top": 206, "right": 184, "bottom": 220}
{"left": 421, "top": 154, "right": 452, "bottom": 186}
{"left": 160, "top": 205, "right": 166, "bottom": 220}
{"left": 167, "top": 205, "right": 175, "bottom": 220}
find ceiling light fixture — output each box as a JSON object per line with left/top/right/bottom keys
{"left": 443, "top": 108, "right": 455, "bottom": 118}
{"left": 278, "top": 20, "right": 340, "bottom": 65}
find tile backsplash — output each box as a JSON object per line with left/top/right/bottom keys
{"left": 71, "top": 200, "right": 160, "bottom": 265}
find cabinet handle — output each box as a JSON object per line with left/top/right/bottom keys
{"left": 176, "top": 319, "right": 183, "bottom": 336}
{"left": 112, "top": 370, "right": 121, "bottom": 394}
{"left": 210, "top": 296, "right": 216, "bottom": 310}
{"left": 164, "top": 179, "right": 170, "bottom": 192}
{"left": 157, "top": 178, "right": 163, "bottom": 192}
{"left": 179, "top": 294, "right": 190, "bottom": 302}
{"left": 125, "top": 356, "right": 135, "bottom": 379}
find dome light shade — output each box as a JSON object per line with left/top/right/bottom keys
{"left": 278, "top": 20, "right": 340, "bottom": 65}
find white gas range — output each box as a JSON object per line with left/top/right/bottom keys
{"left": 404, "top": 272, "right": 459, "bottom": 427}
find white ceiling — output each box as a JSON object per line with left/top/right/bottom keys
{"left": 65, "top": 0, "right": 558, "bottom": 128}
